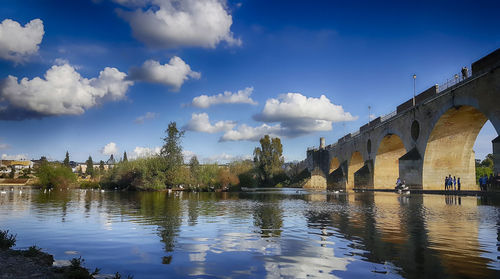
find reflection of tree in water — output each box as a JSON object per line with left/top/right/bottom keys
{"left": 187, "top": 193, "right": 199, "bottom": 226}
{"left": 33, "top": 190, "right": 73, "bottom": 222}
{"left": 252, "top": 194, "right": 283, "bottom": 237}
{"left": 133, "top": 192, "right": 182, "bottom": 252}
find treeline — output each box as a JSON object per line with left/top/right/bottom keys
{"left": 100, "top": 129, "right": 310, "bottom": 191}
{"left": 476, "top": 153, "right": 495, "bottom": 183}
{"left": 35, "top": 122, "right": 311, "bottom": 191}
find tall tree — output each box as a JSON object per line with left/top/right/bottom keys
{"left": 85, "top": 156, "right": 94, "bottom": 176}
{"left": 189, "top": 155, "right": 200, "bottom": 183}
{"left": 99, "top": 160, "right": 105, "bottom": 172}
{"left": 123, "top": 151, "right": 128, "bottom": 162}
{"left": 63, "top": 151, "right": 70, "bottom": 167}
{"left": 161, "top": 122, "right": 185, "bottom": 185}
{"left": 254, "top": 135, "right": 284, "bottom": 185}
{"left": 9, "top": 166, "right": 15, "bottom": 178}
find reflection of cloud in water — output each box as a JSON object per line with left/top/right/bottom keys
{"left": 263, "top": 239, "right": 350, "bottom": 279}
{"left": 181, "top": 232, "right": 350, "bottom": 278}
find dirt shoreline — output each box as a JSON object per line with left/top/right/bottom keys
{"left": 0, "top": 246, "right": 125, "bottom": 279}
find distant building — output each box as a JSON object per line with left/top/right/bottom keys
{"left": 76, "top": 163, "right": 113, "bottom": 174}
{"left": 0, "top": 159, "right": 34, "bottom": 171}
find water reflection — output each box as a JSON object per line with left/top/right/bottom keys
{"left": 0, "top": 189, "right": 499, "bottom": 278}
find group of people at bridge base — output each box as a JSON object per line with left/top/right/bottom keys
{"left": 478, "top": 174, "right": 499, "bottom": 191}
{"left": 444, "top": 175, "right": 460, "bottom": 191}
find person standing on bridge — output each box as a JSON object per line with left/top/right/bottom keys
{"left": 445, "top": 176, "right": 448, "bottom": 190}
{"left": 461, "top": 66, "right": 469, "bottom": 80}
{"left": 453, "top": 176, "right": 457, "bottom": 191}
{"left": 457, "top": 177, "right": 461, "bottom": 191}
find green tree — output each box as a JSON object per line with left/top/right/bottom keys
{"left": 480, "top": 153, "right": 494, "bottom": 168}
{"left": 63, "top": 151, "right": 70, "bottom": 168}
{"left": 253, "top": 135, "right": 284, "bottom": 186}
{"left": 37, "top": 162, "right": 77, "bottom": 189}
{"left": 99, "top": 160, "right": 105, "bottom": 172}
{"left": 161, "top": 122, "right": 184, "bottom": 186}
{"left": 85, "top": 156, "right": 94, "bottom": 176}
{"left": 123, "top": 151, "right": 128, "bottom": 162}
{"left": 189, "top": 155, "right": 200, "bottom": 183}
{"left": 9, "top": 166, "right": 15, "bottom": 178}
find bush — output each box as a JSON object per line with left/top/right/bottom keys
{"left": 37, "top": 163, "right": 77, "bottom": 189}
{"left": 0, "top": 230, "right": 16, "bottom": 249}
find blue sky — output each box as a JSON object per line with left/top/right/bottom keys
{"left": 0, "top": 0, "right": 499, "bottom": 163}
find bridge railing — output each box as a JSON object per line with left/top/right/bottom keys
{"left": 437, "top": 65, "right": 472, "bottom": 93}
{"left": 381, "top": 110, "right": 397, "bottom": 122}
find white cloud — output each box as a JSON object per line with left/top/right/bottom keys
{"left": 182, "top": 150, "right": 196, "bottom": 163}
{"left": 101, "top": 142, "right": 119, "bottom": 156}
{"left": 0, "top": 18, "right": 44, "bottom": 63}
{"left": 202, "top": 153, "right": 251, "bottom": 164}
{"left": 183, "top": 113, "right": 236, "bottom": 133}
{"left": 190, "top": 87, "right": 257, "bottom": 108}
{"left": 220, "top": 123, "right": 282, "bottom": 142}
{"left": 1, "top": 154, "right": 28, "bottom": 160}
{"left": 0, "top": 63, "right": 133, "bottom": 120}
{"left": 116, "top": 0, "right": 241, "bottom": 48}
{"left": 221, "top": 93, "right": 357, "bottom": 141}
{"left": 255, "top": 93, "right": 357, "bottom": 123}
{"left": 134, "top": 112, "right": 158, "bottom": 124}
{"left": 132, "top": 146, "right": 161, "bottom": 158}
{"left": 128, "top": 57, "right": 200, "bottom": 90}
{"left": 0, "top": 142, "right": 9, "bottom": 150}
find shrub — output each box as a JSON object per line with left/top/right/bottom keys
{"left": 0, "top": 230, "right": 16, "bottom": 249}
{"left": 37, "top": 162, "right": 77, "bottom": 189}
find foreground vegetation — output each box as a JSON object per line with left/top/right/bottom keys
{"left": 0, "top": 230, "right": 132, "bottom": 279}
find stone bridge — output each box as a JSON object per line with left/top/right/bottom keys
{"left": 304, "top": 48, "right": 500, "bottom": 191}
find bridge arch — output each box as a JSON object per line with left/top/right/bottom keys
{"left": 373, "top": 134, "right": 407, "bottom": 189}
{"left": 422, "top": 104, "right": 498, "bottom": 190}
{"left": 329, "top": 157, "right": 340, "bottom": 174}
{"left": 347, "top": 151, "right": 364, "bottom": 190}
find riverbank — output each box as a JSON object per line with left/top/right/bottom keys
{"left": 0, "top": 230, "right": 130, "bottom": 279}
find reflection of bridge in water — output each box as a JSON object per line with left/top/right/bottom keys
{"left": 304, "top": 48, "right": 500, "bottom": 190}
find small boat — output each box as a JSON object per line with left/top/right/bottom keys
{"left": 395, "top": 182, "right": 409, "bottom": 194}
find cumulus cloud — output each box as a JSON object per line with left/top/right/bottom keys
{"left": 0, "top": 18, "right": 44, "bottom": 63}
{"left": 1, "top": 154, "right": 28, "bottom": 160}
{"left": 128, "top": 57, "right": 200, "bottom": 90}
{"left": 220, "top": 123, "right": 282, "bottom": 142}
{"left": 116, "top": 0, "right": 241, "bottom": 48}
{"left": 183, "top": 113, "right": 236, "bottom": 133}
{"left": 221, "top": 93, "right": 357, "bottom": 141}
{"left": 132, "top": 146, "right": 161, "bottom": 158}
{"left": 190, "top": 87, "right": 257, "bottom": 108}
{"left": 0, "top": 63, "right": 133, "bottom": 120}
{"left": 203, "top": 153, "right": 251, "bottom": 164}
{"left": 255, "top": 93, "right": 357, "bottom": 123}
{"left": 101, "top": 142, "right": 119, "bottom": 156}
{"left": 134, "top": 112, "right": 158, "bottom": 124}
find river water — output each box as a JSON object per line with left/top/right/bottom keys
{"left": 0, "top": 188, "right": 499, "bottom": 278}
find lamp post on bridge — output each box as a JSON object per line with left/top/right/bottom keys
{"left": 413, "top": 74, "right": 416, "bottom": 106}
{"left": 368, "top": 105, "right": 371, "bottom": 124}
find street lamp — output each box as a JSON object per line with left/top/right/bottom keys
{"left": 368, "top": 105, "right": 371, "bottom": 124}
{"left": 412, "top": 74, "right": 416, "bottom": 106}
